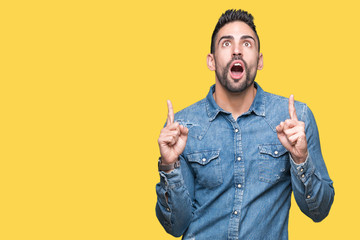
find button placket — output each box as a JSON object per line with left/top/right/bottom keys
{"left": 228, "top": 123, "right": 243, "bottom": 238}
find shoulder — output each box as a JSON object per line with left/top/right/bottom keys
{"left": 172, "top": 98, "right": 210, "bottom": 140}
{"left": 174, "top": 98, "right": 207, "bottom": 122}
{"left": 262, "top": 90, "right": 311, "bottom": 127}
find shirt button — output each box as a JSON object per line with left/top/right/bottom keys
{"left": 237, "top": 184, "right": 242, "bottom": 188}
{"left": 234, "top": 211, "right": 238, "bottom": 215}
{"left": 307, "top": 195, "right": 311, "bottom": 199}
{"left": 202, "top": 158, "right": 206, "bottom": 162}
{"left": 237, "top": 157, "right": 241, "bottom": 161}
{"left": 300, "top": 168, "right": 304, "bottom": 172}
{"left": 301, "top": 174, "right": 305, "bottom": 178}
{"left": 274, "top": 150, "right": 278, "bottom": 155}
{"left": 235, "top": 128, "right": 239, "bottom": 133}
{"left": 166, "top": 208, "right": 170, "bottom": 212}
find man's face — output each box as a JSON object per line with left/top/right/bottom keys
{"left": 208, "top": 21, "right": 263, "bottom": 93}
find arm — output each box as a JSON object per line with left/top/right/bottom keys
{"left": 155, "top": 100, "right": 194, "bottom": 237}
{"left": 289, "top": 105, "right": 334, "bottom": 222}
{"left": 276, "top": 96, "right": 334, "bottom": 222}
{"left": 155, "top": 155, "right": 194, "bottom": 237}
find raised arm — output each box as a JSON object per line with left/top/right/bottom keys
{"left": 276, "top": 96, "right": 334, "bottom": 221}
{"left": 155, "top": 100, "right": 194, "bottom": 237}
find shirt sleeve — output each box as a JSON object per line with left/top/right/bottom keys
{"left": 290, "top": 105, "right": 335, "bottom": 222}
{"left": 155, "top": 154, "right": 195, "bottom": 237}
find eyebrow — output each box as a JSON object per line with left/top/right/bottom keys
{"left": 218, "top": 35, "right": 256, "bottom": 46}
{"left": 218, "top": 35, "right": 234, "bottom": 45}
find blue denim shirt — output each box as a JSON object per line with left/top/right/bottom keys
{"left": 156, "top": 83, "right": 334, "bottom": 240}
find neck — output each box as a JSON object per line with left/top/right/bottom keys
{"left": 213, "top": 82, "right": 257, "bottom": 120}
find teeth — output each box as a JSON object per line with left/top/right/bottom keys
{"left": 234, "top": 63, "right": 242, "bottom": 66}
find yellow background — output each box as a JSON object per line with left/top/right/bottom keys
{"left": 1, "top": 0, "right": 359, "bottom": 239}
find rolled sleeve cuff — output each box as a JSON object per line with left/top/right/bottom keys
{"left": 159, "top": 167, "right": 184, "bottom": 190}
{"left": 290, "top": 153, "right": 315, "bottom": 184}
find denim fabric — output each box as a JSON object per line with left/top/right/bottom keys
{"left": 156, "top": 83, "right": 334, "bottom": 240}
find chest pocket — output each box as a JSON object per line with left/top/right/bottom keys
{"left": 258, "top": 144, "right": 290, "bottom": 184}
{"left": 186, "top": 150, "right": 222, "bottom": 189}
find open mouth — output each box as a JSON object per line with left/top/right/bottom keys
{"left": 229, "top": 61, "right": 244, "bottom": 79}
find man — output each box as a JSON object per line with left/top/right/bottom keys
{"left": 156, "top": 9, "right": 334, "bottom": 240}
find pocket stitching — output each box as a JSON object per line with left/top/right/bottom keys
{"left": 258, "top": 144, "right": 290, "bottom": 184}
{"left": 186, "top": 150, "right": 222, "bottom": 188}
{"left": 259, "top": 144, "right": 288, "bottom": 158}
{"left": 187, "top": 150, "right": 220, "bottom": 165}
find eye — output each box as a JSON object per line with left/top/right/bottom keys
{"left": 243, "top": 42, "right": 251, "bottom": 47}
{"left": 222, "top": 41, "right": 231, "bottom": 47}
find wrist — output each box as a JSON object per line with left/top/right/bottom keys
{"left": 160, "top": 155, "right": 178, "bottom": 165}
{"left": 158, "top": 157, "right": 180, "bottom": 172}
{"left": 291, "top": 151, "right": 308, "bottom": 164}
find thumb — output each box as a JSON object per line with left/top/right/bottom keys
{"left": 179, "top": 125, "right": 189, "bottom": 136}
{"left": 179, "top": 125, "right": 189, "bottom": 144}
{"left": 277, "top": 130, "right": 292, "bottom": 152}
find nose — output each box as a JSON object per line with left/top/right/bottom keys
{"left": 233, "top": 44, "right": 242, "bottom": 57}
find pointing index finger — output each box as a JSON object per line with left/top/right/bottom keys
{"left": 289, "top": 95, "right": 298, "bottom": 121}
{"left": 167, "top": 100, "right": 174, "bottom": 125}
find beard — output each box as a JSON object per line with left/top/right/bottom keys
{"left": 215, "top": 55, "right": 258, "bottom": 93}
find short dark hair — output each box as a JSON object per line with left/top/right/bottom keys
{"left": 210, "top": 9, "right": 260, "bottom": 53}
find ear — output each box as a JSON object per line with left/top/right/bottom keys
{"left": 207, "top": 53, "right": 216, "bottom": 71}
{"left": 257, "top": 53, "right": 263, "bottom": 70}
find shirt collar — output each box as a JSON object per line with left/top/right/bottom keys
{"left": 206, "top": 82, "right": 266, "bottom": 121}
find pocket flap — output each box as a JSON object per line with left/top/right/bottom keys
{"left": 187, "top": 150, "right": 220, "bottom": 165}
{"left": 259, "top": 144, "right": 288, "bottom": 157}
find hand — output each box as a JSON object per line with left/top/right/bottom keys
{"left": 158, "top": 100, "right": 189, "bottom": 164}
{"left": 276, "top": 95, "right": 308, "bottom": 164}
